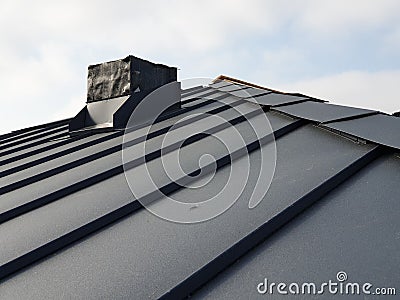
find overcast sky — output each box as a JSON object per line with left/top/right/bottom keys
{"left": 1, "top": 0, "right": 399, "bottom": 134}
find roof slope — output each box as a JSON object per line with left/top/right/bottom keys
{"left": 0, "top": 79, "right": 399, "bottom": 299}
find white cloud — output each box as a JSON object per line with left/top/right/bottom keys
{"left": 276, "top": 70, "right": 400, "bottom": 113}
{"left": 293, "top": 0, "right": 400, "bottom": 36}
{"left": 0, "top": 1, "right": 400, "bottom": 134}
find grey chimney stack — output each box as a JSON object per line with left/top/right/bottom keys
{"left": 87, "top": 56, "right": 177, "bottom": 102}
{"left": 69, "top": 55, "right": 181, "bottom": 134}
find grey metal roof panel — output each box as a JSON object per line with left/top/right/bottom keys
{"left": 246, "top": 92, "right": 310, "bottom": 107}
{"left": 0, "top": 125, "right": 69, "bottom": 155}
{"left": 0, "top": 72, "right": 398, "bottom": 299}
{"left": 0, "top": 104, "right": 284, "bottom": 251}
{"left": 0, "top": 100, "right": 225, "bottom": 178}
{"left": 0, "top": 109, "right": 296, "bottom": 276}
{"left": 0, "top": 134, "right": 81, "bottom": 164}
{"left": 182, "top": 91, "right": 230, "bottom": 104}
{"left": 0, "top": 124, "right": 376, "bottom": 299}
{"left": 228, "top": 87, "right": 270, "bottom": 98}
{"left": 0, "top": 131, "right": 116, "bottom": 173}
{"left": 213, "top": 84, "right": 249, "bottom": 92}
{"left": 273, "top": 101, "right": 378, "bottom": 123}
{"left": 193, "top": 153, "right": 400, "bottom": 299}
{"left": 180, "top": 87, "right": 216, "bottom": 101}
{"left": 0, "top": 122, "right": 66, "bottom": 146}
{"left": 0, "top": 97, "right": 225, "bottom": 171}
{"left": 208, "top": 81, "right": 233, "bottom": 89}
{"left": 325, "top": 114, "right": 400, "bottom": 149}
{"left": 0, "top": 99, "right": 253, "bottom": 219}
{"left": 180, "top": 85, "right": 203, "bottom": 95}
{"left": 0, "top": 119, "right": 70, "bottom": 142}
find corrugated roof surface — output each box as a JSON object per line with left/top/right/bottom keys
{"left": 0, "top": 79, "right": 399, "bottom": 299}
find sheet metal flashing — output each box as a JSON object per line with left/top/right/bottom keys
{"left": 273, "top": 101, "right": 378, "bottom": 123}
{"left": 243, "top": 92, "right": 311, "bottom": 107}
{"left": 325, "top": 113, "right": 400, "bottom": 150}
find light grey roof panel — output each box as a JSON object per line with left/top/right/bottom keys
{"left": 208, "top": 81, "right": 233, "bottom": 89}
{"left": 247, "top": 92, "right": 310, "bottom": 107}
{"left": 193, "top": 153, "right": 400, "bottom": 299}
{"left": 181, "top": 85, "right": 203, "bottom": 95}
{"left": 181, "top": 93, "right": 236, "bottom": 108}
{"left": 214, "top": 84, "right": 249, "bottom": 92}
{"left": 326, "top": 114, "right": 400, "bottom": 149}
{"left": 273, "top": 101, "right": 377, "bottom": 123}
{"left": 228, "top": 87, "right": 270, "bottom": 98}
{"left": 180, "top": 88, "right": 216, "bottom": 101}
{"left": 0, "top": 124, "right": 375, "bottom": 299}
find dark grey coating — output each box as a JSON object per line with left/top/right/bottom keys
{"left": 0, "top": 77, "right": 398, "bottom": 300}
{"left": 0, "top": 101, "right": 223, "bottom": 173}
{"left": 0, "top": 100, "right": 254, "bottom": 219}
{"left": 326, "top": 114, "right": 400, "bottom": 149}
{"left": 0, "top": 127, "right": 69, "bottom": 156}
{"left": 0, "top": 108, "right": 286, "bottom": 266}
{"left": 0, "top": 130, "right": 71, "bottom": 163}
{"left": 0, "top": 125, "right": 374, "bottom": 299}
{"left": 0, "top": 119, "right": 70, "bottom": 143}
{"left": 273, "top": 101, "right": 377, "bottom": 123}
{"left": 0, "top": 125, "right": 68, "bottom": 147}
{"left": 87, "top": 55, "right": 177, "bottom": 102}
{"left": 247, "top": 92, "right": 309, "bottom": 107}
{"left": 194, "top": 153, "right": 400, "bottom": 299}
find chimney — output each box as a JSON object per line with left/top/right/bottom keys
{"left": 69, "top": 55, "right": 181, "bottom": 134}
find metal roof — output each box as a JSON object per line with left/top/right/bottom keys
{"left": 272, "top": 100, "right": 378, "bottom": 123}
{"left": 0, "top": 77, "right": 399, "bottom": 299}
